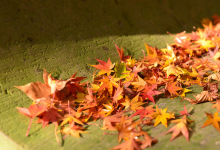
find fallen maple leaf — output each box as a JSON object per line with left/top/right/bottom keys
{"left": 37, "top": 107, "right": 62, "bottom": 128}
{"left": 179, "top": 104, "right": 194, "bottom": 118}
{"left": 17, "top": 104, "right": 47, "bottom": 136}
{"left": 115, "top": 44, "right": 131, "bottom": 62}
{"left": 102, "top": 111, "right": 124, "bottom": 131}
{"left": 130, "top": 105, "right": 155, "bottom": 120}
{"left": 140, "top": 84, "right": 161, "bottom": 103}
{"left": 151, "top": 105, "right": 175, "bottom": 127}
{"left": 98, "top": 75, "right": 120, "bottom": 96}
{"left": 112, "top": 138, "right": 141, "bottom": 150}
{"left": 140, "top": 134, "right": 158, "bottom": 149}
{"left": 121, "top": 93, "right": 144, "bottom": 111}
{"left": 91, "top": 58, "right": 115, "bottom": 76}
{"left": 116, "top": 115, "right": 143, "bottom": 143}
{"left": 58, "top": 123, "right": 88, "bottom": 138}
{"left": 15, "top": 82, "right": 51, "bottom": 101}
{"left": 184, "top": 91, "right": 213, "bottom": 104}
{"left": 166, "top": 82, "right": 182, "bottom": 97}
{"left": 212, "top": 100, "right": 220, "bottom": 112}
{"left": 165, "top": 115, "right": 191, "bottom": 141}
{"left": 201, "top": 111, "right": 220, "bottom": 131}
{"left": 112, "top": 86, "right": 123, "bottom": 104}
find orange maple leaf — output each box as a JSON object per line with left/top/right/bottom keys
{"left": 98, "top": 75, "right": 120, "bottom": 96}
{"left": 165, "top": 116, "right": 191, "bottom": 141}
{"left": 112, "top": 138, "right": 141, "bottom": 150}
{"left": 212, "top": 100, "right": 220, "bottom": 112}
{"left": 91, "top": 58, "right": 115, "bottom": 76}
{"left": 201, "top": 111, "right": 220, "bottom": 131}
{"left": 121, "top": 93, "right": 144, "bottom": 111}
{"left": 166, "top": 82, "right": 182, "bottom": 96}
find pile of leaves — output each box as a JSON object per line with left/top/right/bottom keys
{"left": 15, "top": 15, "right": 220, "bottom": 149}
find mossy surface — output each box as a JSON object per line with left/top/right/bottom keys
{"left": 1, "top": 0, "right": 220, "bottom": 150}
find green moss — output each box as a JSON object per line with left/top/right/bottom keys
{"left": 1, "top": 0, "right": 220, "bottom": 150}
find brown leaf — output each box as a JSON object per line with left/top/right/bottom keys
{"left": 15, "top": 81, "right": 51, "bottom": 101}
{"left": 185, "top": 91, "right": 213, "bottom": 104}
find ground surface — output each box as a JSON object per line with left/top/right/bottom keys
{"left": 1, "top": 0, "right": 220, "bottom": 150}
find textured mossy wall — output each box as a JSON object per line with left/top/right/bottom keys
{"left": 1, "top": 0, "right": 220, "bottom": 149}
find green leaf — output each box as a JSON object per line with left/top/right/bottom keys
{"left": 114, "top": 62, "right": 130, "bottom": 79}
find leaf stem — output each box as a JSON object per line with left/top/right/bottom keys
{"left": 26, "top": 118, "right": 33, "bottom": 137}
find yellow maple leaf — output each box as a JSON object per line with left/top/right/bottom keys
{"left": 121, "top": 93, "right": 144, "bottom": 111}
{"left": 196, "top": 38, "right": 214, "bottom": 50}
{"left": 100, "top": 102, "right": 114, "bottom": 116}
{"left": 151, "top": 105, "right": 175, "bottom": 127}
{"left": 180, "top": 88, "right": 192, "bottom": 98}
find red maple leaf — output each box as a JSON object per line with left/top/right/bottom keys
{"left": 140, "top": 84, "right": 161, "bottom": 103}
{"left": 130, "top": 105, "right": 155, "bottom": 120}
{"left": 115, "top": 44, "right": 131, "bottom": 62}
{"left": 37, "top": 107, "right": 62, "bottom": 128}
{"left": 17, "top": 104, "right": 47, "bottom": 136}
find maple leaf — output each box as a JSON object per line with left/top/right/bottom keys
{"left": 201, "top": 18, "right": 212, "bottom": 25}
{"left": 212, "top": 100, "right": 220, "bottom": 112}
{"left": 115, "top": 44, "right": 131, "bottom": 62}
{"left": 180, "top": 88, "right": 192, "bottom": 98}
{"left": 130, "top": 75, "right": 146, "bottom": 92}
{"left": 209, "top": 45, "right": 219, "bottom": 58}
{"left": 163, "top": 65, "right": 182, "bottom": 77}
{"left": 179, "top": 104, "right": 194, "bottom": 118}
{"left": 166, "top": 82, "right": 182, "bottom": 97}
{"left": 184, "top": 91, "right": 213, "bottom": 104}
{"left": 151, "top": 105, "right": 175, "bottom": 127}
{"left": 15, "top": 81, "right": 51, "bottom": 101}
{"left": 47, "top": 73, "right": 68, "bottom": 94}
{"left": 208, "top": 73, "right": 220, "bottom": 82}
{"left": 58, "top": 123, "right": 88, "bottom": 138}
{"left": 114, "top": 62, "right": 130, "bottom": 79}
{"left": 165, "top": 115, "right": 191, "bottom": 141}
{"left": 37, "top": 107, "right": 62, "bottom": 128}
{"left": 140, "top": 134, "right": 158, "bottom": 149}
{"left": 201, "top": 111, "right": 220, "bottom": 131}
{"left": 116, "top": 115, "right": 143, "bottom": 143}
{"left": 131, "top": 62, "right": 145, "bottom": 78}
{"left": 212, "top": 14, "right": 220, "bottom": 25}
{"left": 61, "top": 115, "right": 84, "bottom": 126}
{"left": 112, "top": 138, "right": 141, "bottom": 150}
{"left": 102, "top": 111, "right": 124, "bottom": 131}
{"left": 144, "top": 43, "right": 158, "bottom": 63}
{"left": 98, "top": 75, "right": 120, "bottom": 96}
{"left": 84, "top": 85, "right": 96, "bottom": 105}
{"left": 46, "top": 69, "right": 81, "bottom": 99}
{"left": 125, "top": 57, "right": 136, "bottom": 68}
{"left": 17, "top": 104, "right": 47, "bottom": 136}
{"left": 112, "top": 86, "right": 123, "bottom": 104}
{"left": 130, "top": 105, "right": 155, "bottom": 120}
{"left": 67, "top": 73, "right": 86, "bottom": 98}
{"left": 91, "top": 58, "right": 115, "bottom": 76}
{"left": 195, "top": 38, "right": 214, "bottom": 50}
{"left": 121, "top": 93, "right": 144, "bottom": 111}
{"left": 100, "top": 102, "right": 114, "bottom": 116}
{"left": 140, "top": 84, "right": 161, "bottom": 103}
